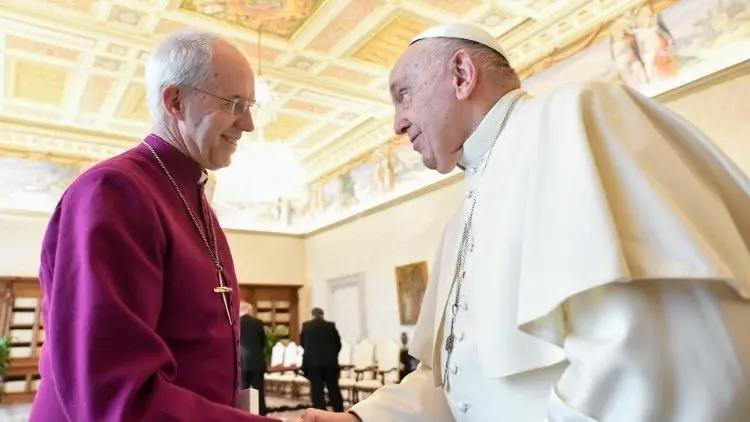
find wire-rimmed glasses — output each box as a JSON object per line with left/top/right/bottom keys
{"left": 188, "top": 87, "right": 259, "bottom": 115}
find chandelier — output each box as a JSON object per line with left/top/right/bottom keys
{"left": 215, "top": 29, "right": 307, "bottom": 204}
{"left": 220, "top": 127, "right": 307, "bottom": 202}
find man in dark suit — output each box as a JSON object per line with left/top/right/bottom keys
{"left": 299, "top": 307, "right": 344, "bottom": 412}
{"left": 240, "top": 302, "right": 267, "bottom": 415}
{"left": 398, "top": 332, "right": 419, "bottom": 382}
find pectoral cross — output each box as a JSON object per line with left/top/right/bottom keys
{"left": 213, "top": 270, "right": 234, "bottom": 326}
{"left": 445, "top": 333, "right": 455, "bottom": 353}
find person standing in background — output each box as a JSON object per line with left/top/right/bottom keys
{"left": 241, "top": 302, "right": 268, "bottom": 415}
{"left": 398, "top": 332, "right": 418, "bottom": 382}
{"left": 299, "top": 308, "right": 344, "bottom": 412}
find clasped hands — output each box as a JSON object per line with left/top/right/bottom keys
{"left": 295, "top": 409, "right": 358, "bottom": 422}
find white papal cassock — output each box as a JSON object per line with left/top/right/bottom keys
{"left": 348, "top": 81, "right": 750, "bottom": 422}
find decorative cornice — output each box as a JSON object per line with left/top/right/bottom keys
{"left": 0, "top": 117, "right": 131, "bottom": 162}
{"left": 654, "top": 58, "right": 750, "bottom": 102}
{"left": 303, "top": 118, "right": 395, "bottom": 181}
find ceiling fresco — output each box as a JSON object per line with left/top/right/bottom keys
{"left": 180, "top": 0, "right": 325, "bottom": 38}
{"left": 0, "top": 0, "right": 748, "bottom": 234}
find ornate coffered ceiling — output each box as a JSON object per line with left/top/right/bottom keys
{"left": 1, "top": 0, "right": 748, "bottom": 234}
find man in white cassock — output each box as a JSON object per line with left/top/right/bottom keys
{"left": 298, "top": 23, "right": 750, "bottom": 422}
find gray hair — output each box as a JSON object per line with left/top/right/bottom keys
{"left": 239, "top": 300, "right": 252, "bottom": 316}
{"left": 146, "top": 30, "right": 220, "bottom": 123}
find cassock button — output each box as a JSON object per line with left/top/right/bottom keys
{"left": 458, "top": 402, "right": 471, "bottom": 413}
{"left": 460, "top": 302, "right": 468, "bottom": 311}
{"left": 450, "top": 365, "right": 459, "bottom": 374}
{"left": 465, "top": 190, "right": 474, "bottom": 199}
{"left": 470, "top": 167, "right": 478, "bottom": 175}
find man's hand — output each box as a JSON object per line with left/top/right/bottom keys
{"left": 295, "top": 409, "right": 359, "bottom": 422}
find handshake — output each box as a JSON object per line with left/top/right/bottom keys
{"left": 294, "top": 409, "right": 359, "bottom": 422}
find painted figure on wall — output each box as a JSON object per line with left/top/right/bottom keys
{"left": 394, "top": 262, "right": 429, "bottom": 325}
{"left": 632, "top": 5, "right": 678, "bottom": 82}
{"left": 609, "top": 4, "right": 677, "bottom": 87}
{"left": 609, "top": 16, "right": 649, "bottom": 86}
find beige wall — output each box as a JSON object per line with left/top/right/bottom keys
{"left": 1, "top": 64, "right": 748, "bottom": 341}
{"left": 663, "top": 67, "right": 750, "bottom": 176}
{"left": 0, "top": 213, "right": 49, "bottom": 277}
{"left": 306, "top": 180, "right": 463, "bottom": 341}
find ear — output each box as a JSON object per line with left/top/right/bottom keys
{"left": 450, "top": 50, "right": 478, "bottom": 101}
{"left": 161, "top": 85, "right": 187, "bottom": 120}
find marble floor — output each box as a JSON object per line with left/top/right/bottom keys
{"left": 0, "top": 396, "right": 310, "bottom": 421}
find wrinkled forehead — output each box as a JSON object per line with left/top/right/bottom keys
{"left": 389, "top": 43, "right": 429, "bottom": 87}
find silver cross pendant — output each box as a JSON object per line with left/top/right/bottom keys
{"left": 445, "top": 333, "right": 455, "bottom": 353}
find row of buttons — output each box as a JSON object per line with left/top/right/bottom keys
{"left": 457, "top": 402, "right": 471, "bottom": 413}
{"left": 449, "top": 329, "right": 472, "bottom": 416}
{"left": 451, "top": 162, "right": 479, "bottom": 417}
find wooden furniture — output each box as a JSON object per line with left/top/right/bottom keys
{"left": 0, "top": 276, "right": 44, "bottom": 404}
{"left": 238, "top": 285, "right": 301, "bottom": 342}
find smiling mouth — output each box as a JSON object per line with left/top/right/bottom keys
{"left": 222, "top": 135, "right": 239, "bottom": 146}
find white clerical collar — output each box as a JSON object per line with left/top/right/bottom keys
{"left": 459, "top": 88, "right": 525, "bottom": 169}
{"left": 198, "top": 171, "right": 208, "bottom": 185}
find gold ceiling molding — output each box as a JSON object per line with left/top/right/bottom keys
{"left": 0, "top": 117, "right": 132, "bottom": 163}
{"left": 0, "top": 116, "right": 137, "bottom": 147}
{"left": 0, "top": 0, "right": 670, "bottom": 181}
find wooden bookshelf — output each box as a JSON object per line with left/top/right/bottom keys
{"left": 238, "top": 285, "right": 301, "bottom": 343}
{"left": 1, "top": 276, "right": 43, "bottom": 404}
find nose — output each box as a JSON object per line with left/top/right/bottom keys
{"left": 236, "top": 108, "right": 254, "bottom": 133}
{"left": 393, "top": 113, "right": 409, "bottom": 136}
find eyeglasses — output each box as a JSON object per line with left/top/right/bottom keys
{"left": 189, "top": 87, "right": 259, "bottom": 115}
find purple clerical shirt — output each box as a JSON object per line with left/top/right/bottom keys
{"left": 31, "top": 135, "right": 278, "bottom": 421}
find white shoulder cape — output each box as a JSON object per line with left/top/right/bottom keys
{"left": 409, "top": 81, "right": 750, "bottom": 382}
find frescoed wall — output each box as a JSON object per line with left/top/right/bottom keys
{"left": 522, "top": 0, "right": 750, "bottom": 96}
{"left": 0, "top": 157, "right": 82, "bottom": 213}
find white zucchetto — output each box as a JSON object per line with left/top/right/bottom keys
{"left": 409, "top": 22, "right": 508, "bottom": 59}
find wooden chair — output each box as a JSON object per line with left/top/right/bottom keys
{"left": 337, "top": 340, "right": 354, "bottom": 403}
{"left": 275, "top": 341, "right": 300, "bottom": 397}
{"left": 354, "top": 339, "right": 401, "bottom": 399}
{"left": 263, "top": 341, "right": 287, "bottom": 394}
{"left": 291, "top": 345, "right": 310, "bottom": 399}
{"left": 339, "top": 339, "right": 375, "bottom": 404}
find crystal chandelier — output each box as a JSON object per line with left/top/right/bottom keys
{"left": 229, "top": 129, "right": 306, "bottom": 201}
{"left": 215, "top": 29, "right": 306, "bottom": 204}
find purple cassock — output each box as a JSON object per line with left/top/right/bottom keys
{"left": 30, "top": 135, "right": 278, "bottom": 421}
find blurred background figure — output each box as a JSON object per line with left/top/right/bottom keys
{"left": 299, "top": 308, "right": 344, "bottom": 412}
{"left": 398, "top": 332, "right": 418, "bottom": 382}
{"left": 241, "top": 301, "right": 268, "bottom": 415}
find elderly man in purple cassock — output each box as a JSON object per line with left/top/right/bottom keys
{"left": 30, "top": 30, "right": 279, "bottom": 422}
